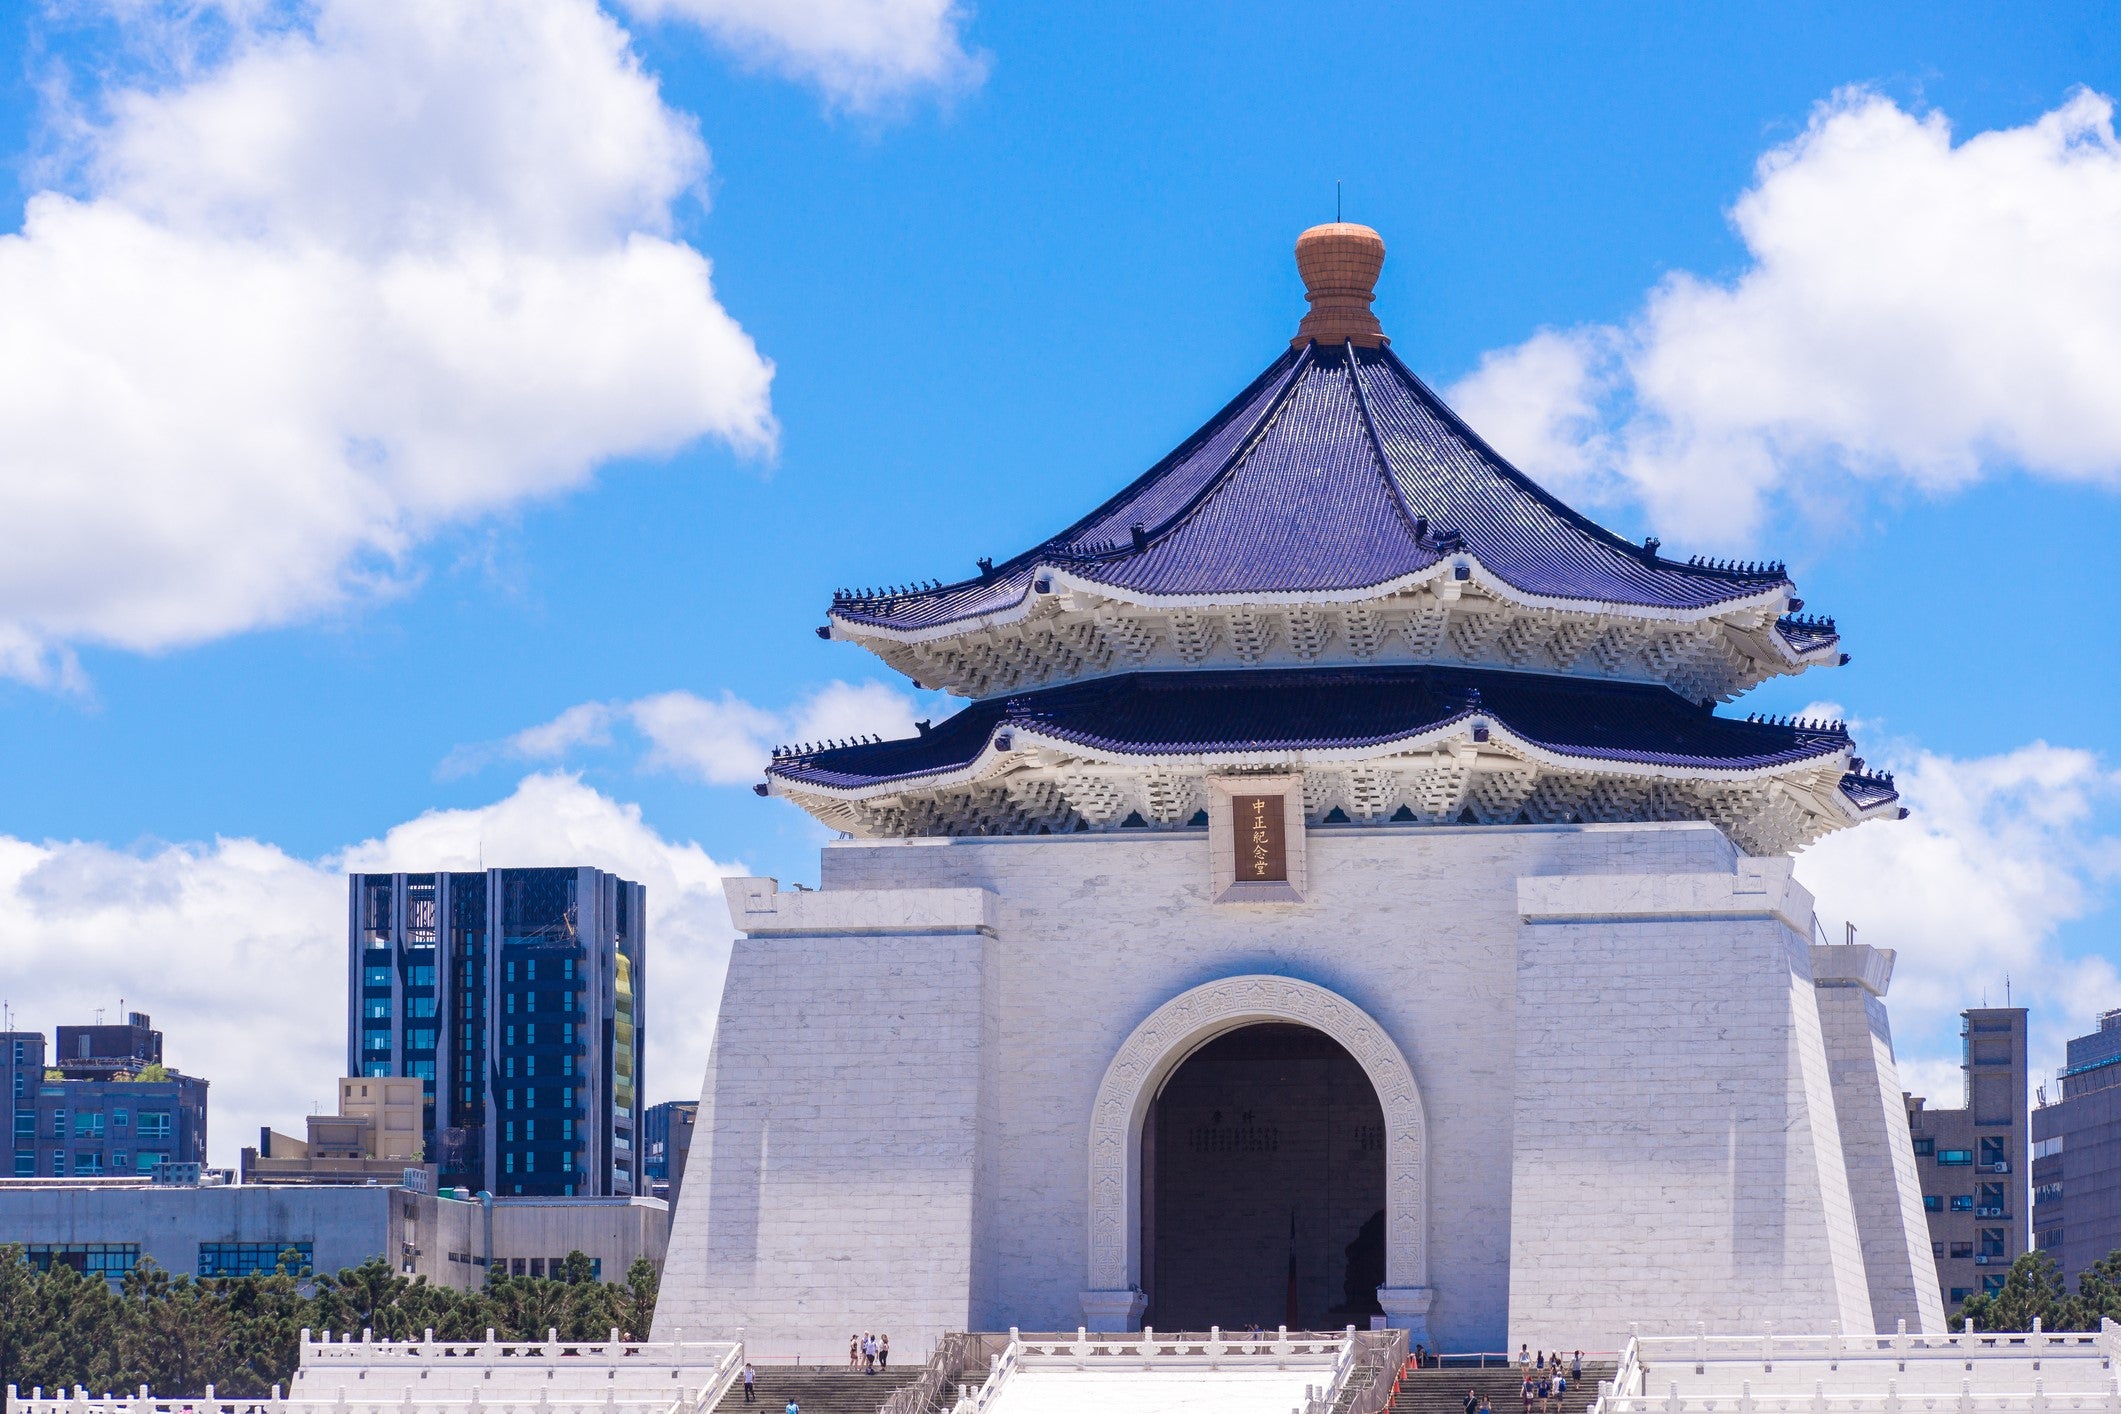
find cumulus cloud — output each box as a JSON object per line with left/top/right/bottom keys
{"left": 1798, "top": 739, "right": 2121, "bottom": 1097}
{"left": 0, "top": 0, "right": 775, "bottom": 686}
{"left": 0, "top": 775, "right": 742, "bottom": 1166}
{"left": 621, "top": 0, "right": 986, "bottom": 109}
{"left": 1449, "top": 87, "right": 2121, "bottom": 545}
{"left": 452, "top": 679, "right": 928, "bottom": 785}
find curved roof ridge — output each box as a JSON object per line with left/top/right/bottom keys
{"left": 1369, "top": 345, "right": 1787, "bottom": 588}
{"left": 1343, "top": 339, "right": 1435, "bottom": 546}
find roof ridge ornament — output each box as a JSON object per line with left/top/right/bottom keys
{"left": 1292, "top": 223, "right": 1388, "bottom": 349}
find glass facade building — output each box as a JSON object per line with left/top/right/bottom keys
{"left": 346, "top": 868, "right": 646, "bottom": 1198}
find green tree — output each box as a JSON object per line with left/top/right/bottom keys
{"left": 612, "top": 1258, "right": 659, "bottom": 1341}
{"left": 0, "top": 1244, "right": 37, "bottom": 1393}
{"left": 1960, "top": 1250, "right": 2085, "bottom": 1332}
{"left": 18, "top": 1255, "right": 123, "bottom": 1395}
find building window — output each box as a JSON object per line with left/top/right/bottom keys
{"left": 198, "top": 1243, "right": 314, "bottom": 1278}
{"left": 364, "top": 966, "right": 392, "bottom": 989}
{"left": 505, "top": 1152, "right": 515, "bottom": 1174}
{"left": 1981, "top": 1228, "right": 2007, "bottom": 1258}
{"left": 1951, "top": 1195, "right": 1974, "bottom": 1212}
{"left": 12, "top": 1112, "right": 31, "bottom": 1138}
{"left": 407, "top": 996, "right": 437, "bottom": 1018}
{"left": 1981, "top": 1137, "right": 2009, "bottom": 1169}
{"left": 11, "top": 1153, "right": 32, "bottom": 1177}
{"left": 2036, "top": 1182, "right": 2063, "bottom": 1205}
{"left": 1950, "top": 1241, "right": 1972, "bottom": 1259}
{"left": 48, "top": 1108, "right": 66, "bottom": 1136}
{"left": 111, "top": 1107, "right": 128, "bottom": 1127}
{"left": 1938, "top": 1148, "right": 1974, "bottom": 1166}
{"left": 73, "top": 1153, "right": 104, "bottom": 1175}
{"left": 365, "top": 999, "right": 392, "bottom": 1020}
{"left": 2033, "top": 1136, "right": 2064, "bottom": 1161}
{"left": 74, "top": 1111, "right": 104, "bottom": 1138}
{"left": 135, "top": 1151, "right": 168, "bottom": 1171}
{"left": 1983, "top": 1274, "right": 2006, "bottom": 1294}
{"left": 1979, "top": 1183, "right": 2006, "bottom": 1215}
{"left": 1913, "top": 1137, "right": 1935, "bottom": 1157}
{"left": 561, "top": 1151, "right": 573, "bottom": 1172}
{"left": 111, "top": 1151, "right": 127, "bottom": 1170}
{"left": 1950, "top": 1287, "right": 1973, "bottom": 1304}
{"left": 137, "top": 1111, "right": 173, "bottom": 1141}
{"left": 1931, "top": 1242, "right": 1944, "bottom": 1257}
{"left": 2038, "top": 1227, "right": 2065, "bottom": 1250}
{"left": 24, "top": 1244, "right": 139, "bottom": 1279}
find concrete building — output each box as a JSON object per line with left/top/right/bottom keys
{"left": 244, "top": 1077, "right": 438, "bottom": 1186}
{"left": 4, "top": 1015, "right": 207, "bottom": 1179}
{"left": 0, "top": 1178, "right": 667, "bottom": 1288}
{"left": 641, "top": 1100, "right": 695, "bottom": 1208}
{"left": 2031, "top": 1009, "right": 2121, "bottom": 1281}
{"left": 347, "top": 868, "right": 646, "bottom": 1199}
{"left": 657, "top": 223, "right": 1936, "bottom": 1356}
{"left": 1906, "top": 1007, "right": 2028, "bottom": 1315}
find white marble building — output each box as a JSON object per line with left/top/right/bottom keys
{"left": 657, "top": 223, "right": 1938, "bottom": 1355}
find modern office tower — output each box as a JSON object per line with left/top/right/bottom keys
{"left": 641, "top": 1099, "right": 696, "bottom": 1207}
{"left": 1907, "top": 1007, "right": 2029, "bottom": 1314}
{"left": 3, "top": 1014, "right": 207, "bottom": 1178}
{"left": 346, "top": 868, "right": 646, "bottom": 1198}
{"left": 2031, "top": 1008, "right": 2121, "bottom": 1281}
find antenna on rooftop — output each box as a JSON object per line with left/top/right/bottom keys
{"left": 1336, "top": 179, "right": 1342, "bottom": 223}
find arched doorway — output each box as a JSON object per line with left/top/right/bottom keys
{"left": 1141, "top": 1023, "right": 1385, "bottom": 1330}
{"left": 1082, "top": 975, "right": 1432, "bottom": 1341}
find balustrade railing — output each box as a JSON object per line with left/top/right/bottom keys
{"left": 7, "top": 1330, "right": 744, "bottom": 1414}
{"left": 1592, "top": 1319, "right": 2121, "bottom": 1414}
{"left": 947, "top": 1326, "right": 1355, "bottom": 1414}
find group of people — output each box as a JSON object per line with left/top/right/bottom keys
{"left": 849, "top": 1331, "right": 892, "bottom": 1373}
{"left": 1509, "top": 1348, "right": 1585, "bottom": 1414}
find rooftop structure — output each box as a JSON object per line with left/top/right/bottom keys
{"left": 783, "top": 225, "right": 1893, "bottom": 853}
{"left": 244, "top": 1076, "right": 435, "bottom": 1186}
{"left": 4, "top": 1016, "right": 207, "bottom": 1180}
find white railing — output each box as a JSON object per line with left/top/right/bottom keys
{"left": 1593, "top": 1321, "right": 2121, "bottom": 1414}
{"left": 949, "top": 1326, "right": 1353, "bottom": 1414}
{"left": 8, "top": 1331, "right": 744, "bottom": 1414}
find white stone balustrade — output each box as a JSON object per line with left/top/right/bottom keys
{"left": 1592, "top": 1322, "right": 2121, "bottom": 1414}
{"left": 6, "top": 1330, "right": 743, "bottom": 1414}
{"left": 950, "top": 1327, "right": 1353, "bottom": 1414}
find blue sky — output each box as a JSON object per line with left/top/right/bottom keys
{"left": 0, "top": 1, "right": 2116, "bottom": 1161}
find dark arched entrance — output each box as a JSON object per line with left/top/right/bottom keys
{"left": 1140, "top": 1022, "right": 1386, "bottom": 1331}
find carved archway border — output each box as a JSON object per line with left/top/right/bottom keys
{"left": 1084, "top": 974, "right": 1428, "bottom": 1300}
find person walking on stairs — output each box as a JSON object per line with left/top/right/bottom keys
{"left": 1465, "top": 1388, "right": 1479, "bottom": 1414}
{"left": 741, "top": 1364, "right": 755, "bottom": 1404}
{"left": 880, "top": 1334, "right": 891, "bottom": 1371}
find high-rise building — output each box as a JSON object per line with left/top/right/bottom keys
{"left": 641, "top": 1099, "right": 696, "bottom": 1207}
{"left": 346, "top": 868, "right": 646, "bottom": 1198}
{"left": 2, "top": 1014, "right": 208, "bottom": 1178}
{"left": 2031, "top": 1008, "right": 2121, "bottom": 1281}
{"left": 1906, "top": 1007, "right": 2028, "bottom": 1315}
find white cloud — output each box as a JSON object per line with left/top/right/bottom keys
{"left": 621, "top": 0, "right": 986, "bottom": 109}
{"left": 1450, "top": 87, "right": 2121, "bottom": 545}
{"left": 469, "top": 679, "right": 927, "bottom": 786}
{"left": 0, "top": 774, "right": 741, "bottom": 1167}
{"left": 1798, "top": 739, "right": 2121, "bottom": 1098}
{"left": 0, "top": 0, "right": 775, "bottom": 686}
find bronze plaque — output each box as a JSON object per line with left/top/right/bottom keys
{"left": 1232, "top": 794, "right": 1288, "bottom": 883}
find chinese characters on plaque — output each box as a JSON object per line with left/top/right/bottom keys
{"left": 1230, "top": 794, "right": 1288, "bottom": 883}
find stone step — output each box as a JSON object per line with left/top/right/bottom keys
{"left": 1389, "top": 1363, "right": 1616, "bottom": 1414}
{"left": 712, "top": 1367, "right": 925, "bottom": 1414}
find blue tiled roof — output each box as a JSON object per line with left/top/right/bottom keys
{"left": 768, "top": 665, "right": 1861, "bottom": 792}
{"left": 831, "top": 344, "right": 1795, "bottom": 633}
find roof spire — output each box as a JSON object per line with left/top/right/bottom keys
{"left": 1292, "top": 222, "right": 1387, "bottom": 349}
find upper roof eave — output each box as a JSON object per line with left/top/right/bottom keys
{"left": 827, "top": 556, "right": 1799, "bottom": 647}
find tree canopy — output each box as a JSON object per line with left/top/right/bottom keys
{"left": 0, "top": 1245, "right": 660, "bottom": 1399}
{"left": 1958, "top": 1250, "right": 2121, "bottom": 1332}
